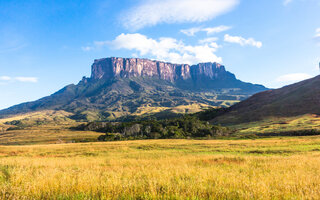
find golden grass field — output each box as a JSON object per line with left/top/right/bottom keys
{"left": 0, "top": 128, "right": 102, "bottom": 145}
{"left": 1, "top": 137, "right": 320, "bottom": 199}
{"left": 0, "top": 110, "right": 101, "bottom": 145}
{"left": 232, "top": 114, "right": 320, "bottom": 135}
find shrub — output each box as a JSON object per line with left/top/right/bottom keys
{"left": 98, "top": 133, "right": 123, "bottom": 141}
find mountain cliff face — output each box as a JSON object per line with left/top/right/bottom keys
{"left": 91, "top": 57, "right": 231, "bottom": 83}
{"left": 0, "top": 57, "right": 268, "bottom": 121}
{"left": 89, "top": 57, "right": 264, "bottom": 92}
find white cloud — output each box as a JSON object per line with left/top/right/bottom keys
{"left": 314, "top": 28, "right": 320, "bottom": 45}
{"left": 109, "top": 33, "right": 222, "bottom": 64}
{"left": 276, "top": 73, "right": 312, "bottom": 83}
{"left": 0, "top": 76, "right": 38, "bottom": 83}
{"left": 224, "top": 34, "right": 262, "bottom": 48}
{"left": 198, "top": 37, "right": 220, "bottom": 49}
{"left": 93, "top": 41, "right": 109, "bottom": 47}
{"left": 283, "top": 0, "right": 293, "bottom": 6}
{"left": 121, "top": 0, "right": 239, "bottom": 30}
{"left": 199, "top": 37, "right": 219, "bottom": 44}
{"left": 82, "top": 41, "right": 111, "bottom": 51}
{"left": 81, "top": 46, "right": 93, "bottom": 51}
{"left": 0, "top": 76, "right": 11, "bottom": 81}
{"left": 202, "top": 25, "right": 231, "bottom": 35}
{"left": 181, "top": 25, "right": 231, "bottom": 36}
{"left": 180, "top": 27, "right": 202, "bottom": 36}
{"left": 15, "top": 77, "right": 38, "bottom": 83}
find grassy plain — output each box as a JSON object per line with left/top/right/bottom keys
{"left": 233, "top": 114, "right": 320, "bottom": 135}
{"left": 0, "top": 110, "right": 102, "bottom": 145}
{"left": 0, "top": 128, "right": 101, "bottom": 145}
{"left": 1, "top": 137, "right": 320, "bottom": 199}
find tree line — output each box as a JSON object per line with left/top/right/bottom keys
{"left": 75, "top": 113, "right": 231, "bottom": 141}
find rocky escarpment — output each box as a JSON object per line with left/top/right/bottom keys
{"left": 91, "top": 57, "right": 233, "bottom": 83}
{"left": 0, "top": 57, "right": 268, "bottom": 120}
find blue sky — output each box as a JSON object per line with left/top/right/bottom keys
{"left": 0, "top": 0, "right": 320, "bottom": 109}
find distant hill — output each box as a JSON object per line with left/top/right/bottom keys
{"left": 0, "top": 57, "right": 267, "bottom": 121}
{"left": 214, "top": 75, "right": 319, "bottom": 125}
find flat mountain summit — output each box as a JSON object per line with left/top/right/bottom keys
{"left": 0, "top": 57, "right": 267, "bottom": 121}
{"left": 90, "top": 57, "right": 267, "bottom": 93}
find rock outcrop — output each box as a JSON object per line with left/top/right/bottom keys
{"left": 0, "top": 57, "right": 268, "bottom": 120}
{"left": 91, "top": 57, "right": 232, "bottom": 83}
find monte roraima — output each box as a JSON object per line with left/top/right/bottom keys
{"left": 0, "top": 57, "right": 267, "bottom": 121}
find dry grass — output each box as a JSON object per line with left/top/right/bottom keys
{"left": 0, "top": 128, "right": 101, "bottom": 145}
{"left": 1, "top": 137, "right": 320, "bottom": 199}
{"left": 233, "top": 114, "right": 320, "bottom": 135}
{"left": 0, "top": 110, "right": 101, "bottom": 145}
{"left": 132, "top": 103, "right": 215, "bottom": 116}
{"left": 0, "top": 110, "right": 74, "bottom": 124}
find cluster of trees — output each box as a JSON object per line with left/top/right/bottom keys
{"left": 191, "top": 107, "right": 228, "bottom": 121}
{"left": 77, "top": 116, "right": 231, "bottom": 141}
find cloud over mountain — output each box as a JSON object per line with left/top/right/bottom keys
{"left": 181, "top": 25, "right": 231, "bottom": 36}
{"left": 109, "top": 33, "right": 222, "bottom": 64}
{"left": 224, "top": 34, "right": 262, "bottom": 48}
{"left": 121, "top": 0, "right": 239, "bottom": 30}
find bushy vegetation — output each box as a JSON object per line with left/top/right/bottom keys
{"left": 191, "top": 107, "right": 228, "bottom": 121}
{"left": 77, "top": 116, "right": 231, "bottom": 141}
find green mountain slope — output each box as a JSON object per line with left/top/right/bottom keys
{"left": 0, "top": 57, "right": 267, "bottom": 121}
{"left": 214, "top": 75, "right": 320, "bottom": 125}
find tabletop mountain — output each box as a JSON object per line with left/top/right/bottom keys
{"left": 0, "top": 57, "right": 267, "bottom": 121}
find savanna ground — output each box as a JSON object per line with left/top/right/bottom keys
{"left": 233, "top": 114, "right": 320, "bottom": 135}
{"left": 1, "top": 137, "right": 320, "bottom": 199}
